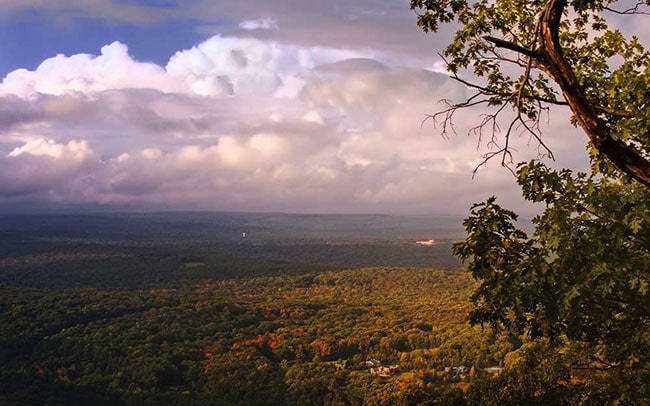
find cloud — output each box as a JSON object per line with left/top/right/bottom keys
{"left": 167, "top": 35, "right": 372, "bottom": 97}
{"left": 8, "top": 138, "right": 91, "bottom": 160}
{"left": 0, "top": 34, "right": 589, "bottom": 215}
{"left": 1, "top": 35, "right": 369, "bottom": 99}
{"left": 1, "top": 138, "right": 96, "bottom": 198}
{"left": 239, "top": 18, "right": 278, "bottom": 31}
{"left": 0, "top": 42, "right": 174, "bottom": 98}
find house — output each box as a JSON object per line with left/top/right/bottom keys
{"left": 369, "top": 365, "right": 399, "bottom": 378}
{"left": 366, "top": 359, "right": 398, "bottom": 377}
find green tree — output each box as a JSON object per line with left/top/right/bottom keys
{"left": 453, "top": 165, "right": 649, "bottom": 401}
{"left": 411, "top": 0, "right": 650, "bottom": 186}
{"left": 411, "top": 0, "right": 650, "bottom": 402}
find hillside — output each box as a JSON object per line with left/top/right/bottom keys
{"left": 0, "top": 213, "right": 499, "bottom": 404}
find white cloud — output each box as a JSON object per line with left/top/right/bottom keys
{"left": 1, "top": 35, "right": 369, "bottom": 100}
{"left": 165, "top": 35, "right": 367, "bottom": 97}
{"left": 8, "top": 138, "right": 92, "bottom": 161}
{"left": 425, "top": 60, "right": 449, "bottom": 75}
{"left": 0, "top": 35, "right": 589, "bottom": 214}
{"left": 239, "top": 17, "right": 278, "bottom": 31}
{"left": 0, "top": 42, "right": 176, "bottom": 98}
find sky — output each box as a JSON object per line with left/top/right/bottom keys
{"left": 1, "top": 0, "right": 638, "bottom": 216}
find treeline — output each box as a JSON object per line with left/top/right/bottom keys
{"left": 0, "top": 212, "right": 462, "bottom": 271}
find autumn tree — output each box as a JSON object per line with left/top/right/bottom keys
{"left": 411, "top": 0, "right": 650, "bottom": 402}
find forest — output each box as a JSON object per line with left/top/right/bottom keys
{"left": 2, "top": 212, "right": 644, "bottom": 404}
{"left": 0, "top": 213, "right": 484, "bottom": 405}
{"left": 1, "top": 0, "right": 649, "bottom": 403}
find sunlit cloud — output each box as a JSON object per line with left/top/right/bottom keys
{"left": 0, "top": 29, "right": 589, "bottom": 214}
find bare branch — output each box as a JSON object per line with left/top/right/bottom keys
{"left": 422, "top": 93, "right": 489, "bottom": 139}
{"left": 516, "top": 59, "right": 534, "bottom": 109}
{"left": 604, "top": 1, "right": 650, "bottom": 15}
{"left": 448, "top": 73, "right": 568, "bottom": 106}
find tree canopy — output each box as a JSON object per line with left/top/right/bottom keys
{"left": 412, "top": 0, "right": 650, "bottom": 402}
{"left": 411, "top": 0, "right": 650, "bottom": 186}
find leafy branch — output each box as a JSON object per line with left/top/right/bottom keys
{"left": 413, "top": 0, "right": 650, "bottom": 187}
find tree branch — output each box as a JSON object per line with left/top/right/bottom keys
{"left": 448, "top": 70, "right": 567, "bottom": 106}
{"left": 483, "top": 35, "right": 538, "bottom": 58}
{"left": 604, "top": 1, "right": 650, "bottom": 15}
{"left": 535, "top": 0, "right": 650, "bottom": 187}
